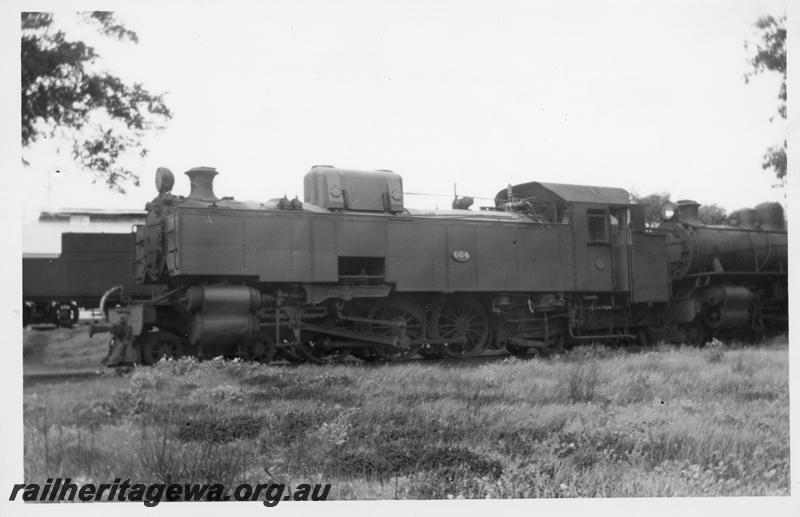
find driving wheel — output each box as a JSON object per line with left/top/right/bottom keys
{"left": 430, "top": 298, "right": 490, "bottom": 359}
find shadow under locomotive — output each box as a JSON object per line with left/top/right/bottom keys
{"left": 88, "top": 165, "right": 787, "bottom": 366}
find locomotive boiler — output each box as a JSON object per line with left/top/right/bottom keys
{"left": 659, "top": 200, "right": 787, "bottom": 343}
{"left": 91, "top": 166, "right": 787, "bottom": 366}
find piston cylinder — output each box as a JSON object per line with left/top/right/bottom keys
{"left": 701, "top": 286, "right": 753, "bottom": 329}
{"left": 185, "top": 285, "right": 261, "bottom": 347}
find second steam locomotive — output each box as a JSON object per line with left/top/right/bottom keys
{"left": 92, "top": 166, "right": 787, "bottom": 365}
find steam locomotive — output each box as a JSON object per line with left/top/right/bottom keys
{"left": 90, "top": 166, "right": 787, "bottom": 366}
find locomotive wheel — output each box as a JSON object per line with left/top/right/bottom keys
{"left": 505, "top": 343, "right": 529, "bottom": 357}
{"left": 417, "top": 343, "right": 444, "bottom": 359}
{"left": 499, "top": 306, "right": 537, "bottom": 357}
{"left": 277, "top": 344, "right": 307, "bottom": 364}
{"left": 295, "top": 334, "right": 335, "bottom": 364}
{"left": 368, "top": 300, "right": 425, "bottom": 361}
{"left": 266, "top": 327, "right": 306, "bottom": 363}
{"left": 682, "top": 321, "right": 708, "bottom": 346}
{"left": 350, "top": 346, "right": 380, "bottom": 362}
{"left": 140, "top": 331, "right": 184, "bottom": 365}
{"left": 244, "top": 332, "right": 276, "bottom": 363}
{"left": 430, "top": 298, "right": 490, "bottom": 359}
{"left": 506, "top": 333, "right": 564, "bottom": 358}
{"left": 634, "top": 328, "right": 651, "bottom": 348}
{"left": 340, "top": 304, "right": 377, "bottom": 361}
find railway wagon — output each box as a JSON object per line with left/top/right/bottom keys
{"left": 22, "top": 233, "right": 163, "bottom": 327}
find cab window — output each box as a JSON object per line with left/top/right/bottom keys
{"left": 587, "top": 210, "right": 609, "bottom": 243}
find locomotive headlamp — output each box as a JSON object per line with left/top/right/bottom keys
{"left": 155, "top": 167, "right": 175, "bottom": 194}
{"left": 660, "top": 202, "right": 677, "bottom": 221}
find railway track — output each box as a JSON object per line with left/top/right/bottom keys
{"left": 23, "top": 369, "right": 119, "bottom": 385}
{"left": 20, "top": 343, "right": 658, "bottom": 385}
{"left": 29, "top": 330, "right": 781, "bottom": 385}
{"left": 20, "top": 350, "right": 524, "bottom": 385}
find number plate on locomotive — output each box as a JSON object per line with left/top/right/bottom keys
{"left": 451, "top": 250, "right": 471, "bottom": 262}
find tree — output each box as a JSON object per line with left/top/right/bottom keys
{"left": 630, "top": 191, "right": 671, "bottom": 227}
{"left": 745, "top": 14, "right": 787, "bottom": 188}
{"left": 632, "top": 191, "right": 729, "bottom": 226}
{"left": 21, "top": 12, "right": 172, "bottom": 192}
{"left": 698, "top": 204, "right": 728, "bottom": 225}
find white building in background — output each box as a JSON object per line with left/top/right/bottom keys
{"left": 23, "top": 209, "right": 146, "bottom": 257}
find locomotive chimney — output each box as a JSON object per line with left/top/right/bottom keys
{"left": 186, "top": 167, "right": 219, "bottom": 201}
{"left": 676, "top": 200, "right": 700, "bottom": 224}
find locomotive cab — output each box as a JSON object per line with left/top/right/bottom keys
{"left": 497, "top": 181, "right": 670, "bottom": 303}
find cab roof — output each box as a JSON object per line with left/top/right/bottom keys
{"left": 496, "top": 181, "right": 631, "bottom": 206}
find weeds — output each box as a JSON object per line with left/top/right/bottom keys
{"left": 137, "top": 412, "right": 255, "bottom": 486}
{"left": 23, "top": 336, "right": 789, "bottom": 498}
{"left": 560, "top": 358, "right": 600, "bottom": 403}
{"left": 705, "top": 338, "right": 726, "bottom": 363}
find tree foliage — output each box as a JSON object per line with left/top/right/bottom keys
{"left": 21, "top": 12, "right": 172, "bottom": 192}
{"left": 630, "top": 192, "right": 671, "bottom": 227}
{"left": 631, "top": 192, "right": 728, "bottom": 226}
{"left": 698, "top": 204, "right": 728, "bottom": 225}
{"left": 745, "top": 14, "right": 787, "bottom": 187}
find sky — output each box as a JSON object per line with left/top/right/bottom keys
{"left": 17, "top": 0, "right": 789, "bottom": 225}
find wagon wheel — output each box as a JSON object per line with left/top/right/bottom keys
{"left": 430, "top": 298, "right": 490, "bottom": 359}
{"left": 368, "top": 299, "right": 425, "bottom": 361}
{"left": 140, "top": 331, "right": 183, "bottom": 365}
{"left": 55, "top": 301, "right": 75, "bottom": 328}
{"left": 244, "top": 331, "right": 276, "bottom": 363}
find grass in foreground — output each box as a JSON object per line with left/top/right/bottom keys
{"left": 23, "top": 337, "right": 789, "bottom": 498}
{"left": 23, "top": 326, "right": 108, "bottom": 370}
